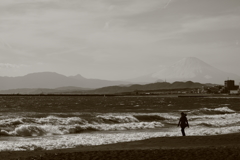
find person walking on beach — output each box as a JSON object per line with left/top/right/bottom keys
{"left": 177, "top": 112, "right": 189, "bottom": 136}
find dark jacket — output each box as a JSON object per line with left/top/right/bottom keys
{"left": 178, "top": 115, "right": 189, "bottom": 128}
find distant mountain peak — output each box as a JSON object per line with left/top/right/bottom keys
{"left": 179, "top": 57, "right": 203, "bottom": 63}
{"left": 75, "top": 74, "right": 84, "bottom": 78}
{"left": 182, "top": 57, "right": 201, "bottom": 61}
{"left": 26, "top": 71, "right": 62, "bottom": 76}
{"left": 151, "top": 57, "right": 214, "bottom": 80}
{"left": 129, "top": 57, "right": 240, "bottom": 84}
{"left": 172, "top": 57, "right": 212, "bottom": 68}
{"left": 69, "top": 74, "right": 86, "bottom": 79}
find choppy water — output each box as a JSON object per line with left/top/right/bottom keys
{"left": 0, "top": 96, "right": 239, "bottom": 151}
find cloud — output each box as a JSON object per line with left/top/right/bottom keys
{"left": 181, "top": 15, "right": 240, "bottom": 33}
{"left": 0, "top": 0, "right": 167, "bottom": 16}
{"left": 0, "top": 63, "right": 29, "bottom": 69}
{"left": 0, "top": 0, "right": 171, "bottom": 58}
{"left": 164, "top": 0, "right": 172, "bottom": 8}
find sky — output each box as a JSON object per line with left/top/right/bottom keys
{"left": 0, "top": 0, "right": 240, "bottom": 80}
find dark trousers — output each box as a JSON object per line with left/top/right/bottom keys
{"left": 181, "top": 127, "right": 186, "bottom": 136}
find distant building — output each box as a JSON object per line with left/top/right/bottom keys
{"left": 225, "top": 80, "right": 239, "bottom": 90}
{"left": 224, "top": 80, "right": 237, "bottom": 90}
{"left": 222, "top": 80, "right": 239, "bottom": 94}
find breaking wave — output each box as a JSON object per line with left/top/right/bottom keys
{"left": 0, "top": 116, "right": 88, "bottom": 127}
{"left": 198, "top": 119, "right": 240, "bottom": 127}
{"left": 0, "top": 114, "right": 173, "bottom": 128}
{"left": 189, "top": 107, "right": 235, "bottom": 115}
{"left": 1, "top": 121, "right": 164, "bottom": 137}
{"left": 95, "top": 115, "right": 139, "bottom": 123}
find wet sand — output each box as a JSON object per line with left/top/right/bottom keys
{"left": 2, "top": 133, "right": 240, "bottom": 160}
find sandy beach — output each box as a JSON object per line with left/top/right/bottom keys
{"left": 2, "top": 133, "right": 240, "bottom": 160}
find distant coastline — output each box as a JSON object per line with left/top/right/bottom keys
{"left": 0, "top": 93, "right": 239, "bottom": 98}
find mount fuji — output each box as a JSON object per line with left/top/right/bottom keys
{"left": 129, "top": 57, "right": 240, "bottom": 84}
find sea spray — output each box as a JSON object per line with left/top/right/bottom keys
{"left": 2, "top": 125, "right": 240, "bottom": 151}
{"left": 2, "top": 122, "right": 164, "bottom": 136}
{"left": 189, "top": 107, "right": 235, "bottom": 115}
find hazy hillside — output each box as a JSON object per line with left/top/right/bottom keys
{"left": 86, "top": 81, "right": 206, "bottom": 94}
{"left": 0, "top": 81, "right": 212, "bottom": 94}
{"left": 0, "top": 72, "right": 130, "bottom": 91}
{"left": 0, "top": 86, "right": 92, "bottom": 94}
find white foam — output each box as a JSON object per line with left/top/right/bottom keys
{"left": 166, "top": 113, "right": 240, "bottom": 128}
{"left": 3, "top": 121, "right": 164, "bottom": 137}
{"left": 0, "top": 132, "right": 178, "bottom": 151}
{"left": 204, "top": 107, "right": 235, "bottom": 113}
{"left": 187, "top": 126, "right": 240, "bottom": 136}
{"left": 70, "top": 122, "right": 164, "bottom": 132}
{"left": 10, "top": 125, "right": 63, "bottom": 136}
{"left": 37, "top": 116, "right": 88, "bottom": 125}
{"left": 189, "top": 107, "right": 236, "bottom": 115}
{"left": 0, "top": 116, "right": 88, "bottom": 128}
{"left": 0, "top": 118, "right": 24, "bottom": 127}
{"left": 96, "top": 115, "right": 139, "bottom": 123}
{"left": 1, "top": 125, "right": 240, "bottom": 151}
{"left": 190, "top": 113, "right": 240, "bottom": 127}
{"left": 190, "top": 113, "right": 240, "bottom": 121}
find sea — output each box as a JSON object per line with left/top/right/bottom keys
{"left": 0, "top": 95, "right": 239, "bottom": 151}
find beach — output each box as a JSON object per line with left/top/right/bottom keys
{"left": 2, "top": 133, "right": 240, "bottom": 160}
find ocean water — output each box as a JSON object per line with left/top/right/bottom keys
{"left": 0, "top": 96, "right": 239, "bottom": 151}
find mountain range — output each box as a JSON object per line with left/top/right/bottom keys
{"left": 85, "top": 81, "right": 207, "bottom": 94}
{"left": 0, "top": 86, "right": 91, "bottom": 94}
{"left": 0, "top": 81, "right": 209, "bottom": 94}
{"left": 0, "top": 57, "right": 239, "bottom": 93}
{"left": 0, "top": 72, "right": 130, "bottom": 91}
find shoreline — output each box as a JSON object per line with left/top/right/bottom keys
{"left": 0, "top": 94, "right": 239, "bottom": 98}
{"left": 2, "top": 133, "right": 240, "bottom": 160}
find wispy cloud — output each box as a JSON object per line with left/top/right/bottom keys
{"left": 181, "top": 15, "right": 240, "bottom": 33}
{"left": 164, "top": 0, "right": 172, "bottom": 8}
{"left": 0, "top": 63, "right": 29, "bottom": 69}
{"left": 0, "top": 0, "right": 170, "bottom": 57}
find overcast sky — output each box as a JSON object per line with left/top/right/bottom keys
{"left": 0, "top": 0, "right": 239, "bottom": 80}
